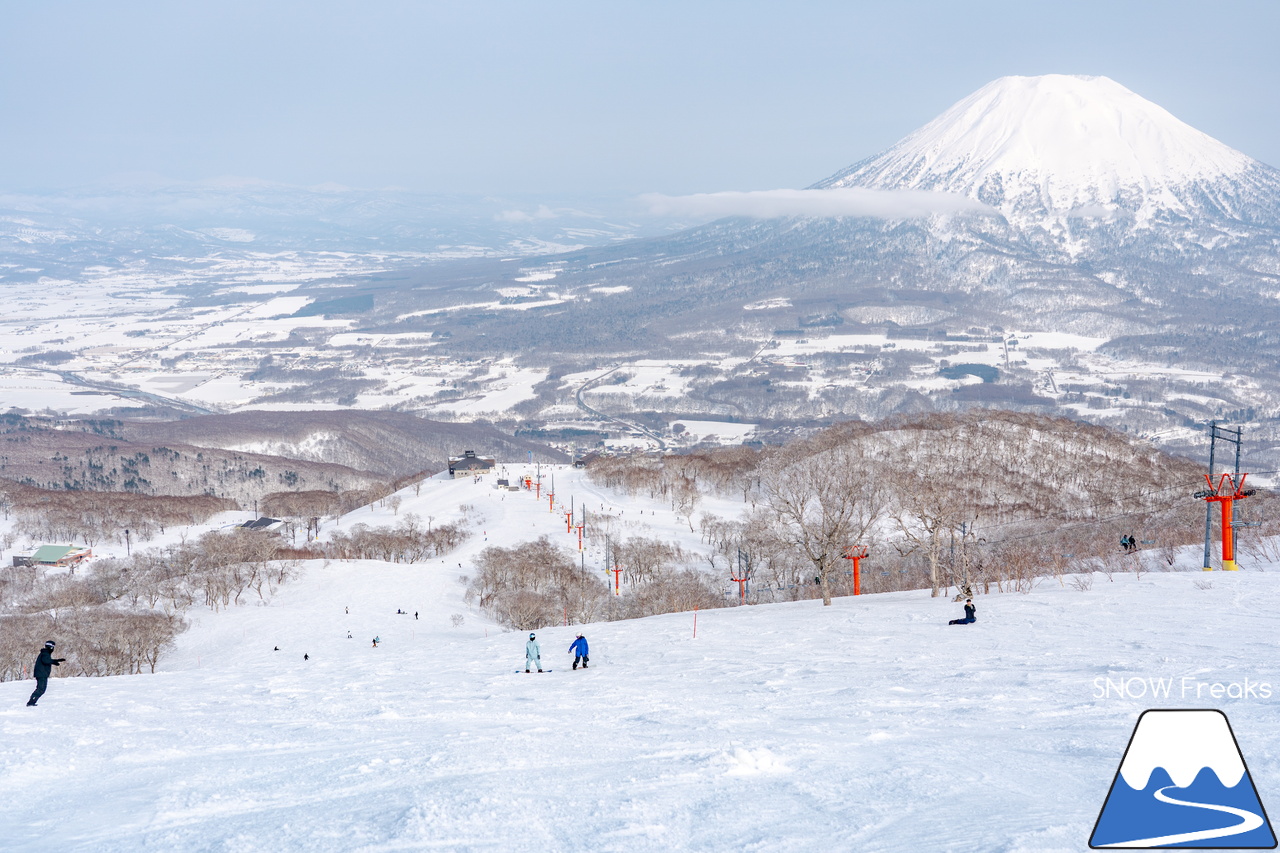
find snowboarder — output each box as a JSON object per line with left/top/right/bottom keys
{"left": 27, "top": 641, "right": 65, "bottom": 706}
{"left": 569, "top": 634, "right": 589, "bottom": 670}
{"left": 525, "top": 633, "right": 543, "bottom": 672}
{"left": 949, "top": 599, "right": 977, "bottom": 625}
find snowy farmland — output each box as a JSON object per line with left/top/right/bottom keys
{"left": 0, "top": 242, "right": 1263, "bottom": 459}
{"left": 3, "top": 467, "right": 1280, "bottom": 851}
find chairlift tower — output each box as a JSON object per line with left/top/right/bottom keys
{"left": 842, "top": 546, "right": 868, "bottom": 596}
{"left": 1199, "top": 422, "right": 1249, "bottom": 570}
{"left": 1195, "top": 473, "right": 1255, "bottom": 571}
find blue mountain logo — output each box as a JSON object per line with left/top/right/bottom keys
{"left": 1091, "top": 709, "right": 1276, "bottom": 848}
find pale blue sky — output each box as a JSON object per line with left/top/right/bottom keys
{"left": 1, "top": 1, "right": 1276, "bottom": 195}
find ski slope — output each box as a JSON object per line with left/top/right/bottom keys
{"left": 3, "top": 469, "right": 1280, "bottom": 851}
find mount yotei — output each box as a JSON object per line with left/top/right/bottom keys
{"left": 342, "top": 74, "right": 1280, "bottom": 458}
{"left": 392, "top": 74, "right": 1280, "bottom": 347}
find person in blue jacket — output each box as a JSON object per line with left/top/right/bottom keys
{"left": 525, "top": 633, "right": 542, "bottom": 672}
{"left": 569, "top": 634, "right": 589, "bottom": 669}
{"left": 27, "top": 640, "right": 65, "bottom": 706}
{"left": 949, "top": 599, "right": 977, "bottom": 625}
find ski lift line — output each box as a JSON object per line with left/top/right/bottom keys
{"left": 897, "top": 461, "right": 1259, "bottom": 541}
{"left": 953, "top": 480, "right": 1226, "bottom": 536}
{"left": 967, "top": 495, "right": 1210, "bottom": 551}
{"left": 954, "top": 467, "right": 1280, "bottom": 537}
{"left": 905, "top": 491, "right": 1186, "bottom": 554}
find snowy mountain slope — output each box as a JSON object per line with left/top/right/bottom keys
{"left": 814, "top": 74, "right": 1280, "bottom": 226}
{"left": 381, "top": 73, "right": 1280, "bottom": 398}
{"left": 3, "top": 467, "right": 1280, "bottom": 851}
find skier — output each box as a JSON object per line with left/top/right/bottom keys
{"left": 569, "top": 634, "right": 589, "bottom": 670}
{"left": 525, "top": 633, "right": 543, "bottom": 672}
{"left": 304, "top": 653, "right": 309, "bottom": 661}
{"left": 414, "top": 611, "right": 418, "bottom": 620}
{"left": 372, "top": 636, "right": 380, "bottom": 648}
{"left": 949, "top": 599, "right": 977, "bottom": 625}
{"left": 27, "top": 640, "right": 65, "bottom": 707}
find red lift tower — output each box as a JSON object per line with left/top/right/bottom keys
{"left": 842, "top": 546, "right": 867, "bottom": 595}
{"left": 1195, "top": 473, "right": 1255, "bottom": 571}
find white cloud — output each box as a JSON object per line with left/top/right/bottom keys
{"left": 495, "top": 204, "right": 560, "bottom": 223}
{"left": 640, "top": 187, "right": 997, "bottom": 219}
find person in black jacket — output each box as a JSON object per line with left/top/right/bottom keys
{"left": 27, "top": 640, "right": 65, "bottom": 706}
{"left": 949, "top": 599, "right": 977, "bottom": 625}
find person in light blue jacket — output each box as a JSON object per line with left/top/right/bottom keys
{"left": 525, "top": 633, "right": 543, "bottom": 672}
{"left": 569, "top": 634, "right": 589, "bottom": 670}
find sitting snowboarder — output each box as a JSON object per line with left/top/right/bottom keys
{"left": 569, "top": 634, "right": 589, "bottom": 670}
{"left": 525, "top": 633, "right": 542, "bottom": 672}
{"left": 949, "top": 599, "right": 977, "bottom": 625}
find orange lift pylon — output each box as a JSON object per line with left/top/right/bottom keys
{"left": 1195, "top": 473, "right": 1255, "bottom": 571}
{"left": 842, "top": 546, "right": 867, "bottom": 595}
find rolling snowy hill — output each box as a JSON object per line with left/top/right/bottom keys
{"left": 3, "top": 466, "right": 1280, "bottom": 851}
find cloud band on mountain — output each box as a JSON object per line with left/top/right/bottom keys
{"left": 640, "top": 187, "right": 997, "bottom": 219}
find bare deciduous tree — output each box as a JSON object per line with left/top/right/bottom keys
{"left": 757, "top": 443, "right": 888, "bottom": 606}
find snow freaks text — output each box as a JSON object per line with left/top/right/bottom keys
{"left": 1093, "top": 676, "right": 1273, "bottom": 701}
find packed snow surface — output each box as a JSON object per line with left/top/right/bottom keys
{"left": 3, "top": 471, "right": 1280, "bottom": 851}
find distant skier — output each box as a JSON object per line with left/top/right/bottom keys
{"left": 949, "top": 599, "right": 977, "bottom": 625}
{"left": 27, "top": 641, "right": 65, "bottom": 707}
{"left": 569, "top": 634, "right": 589, "bottom": 670}
{"left": 414, "top": 611, "right": 418, "bottom": 620}
{"left": 372, "top": 636, "right": 380, "bottom": 648}
{"left": 304, "top": 653, "right": 309, "bottom": 661}
{"left": 525, "top": 633, "right": 543, "bottom": 672}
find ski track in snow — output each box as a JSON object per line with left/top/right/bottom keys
{"left": 1100, "top": 785, "right": 1264, "bottom": 847}
{"left": 1, "top": 469, "right": 1279, "bottom": 851}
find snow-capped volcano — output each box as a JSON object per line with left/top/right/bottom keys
{"left": 815, "top": 74, "right": 1280, "bottom": 223}
{"left": 1117, "top": 710, "right": 1246, "bottom": 790}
